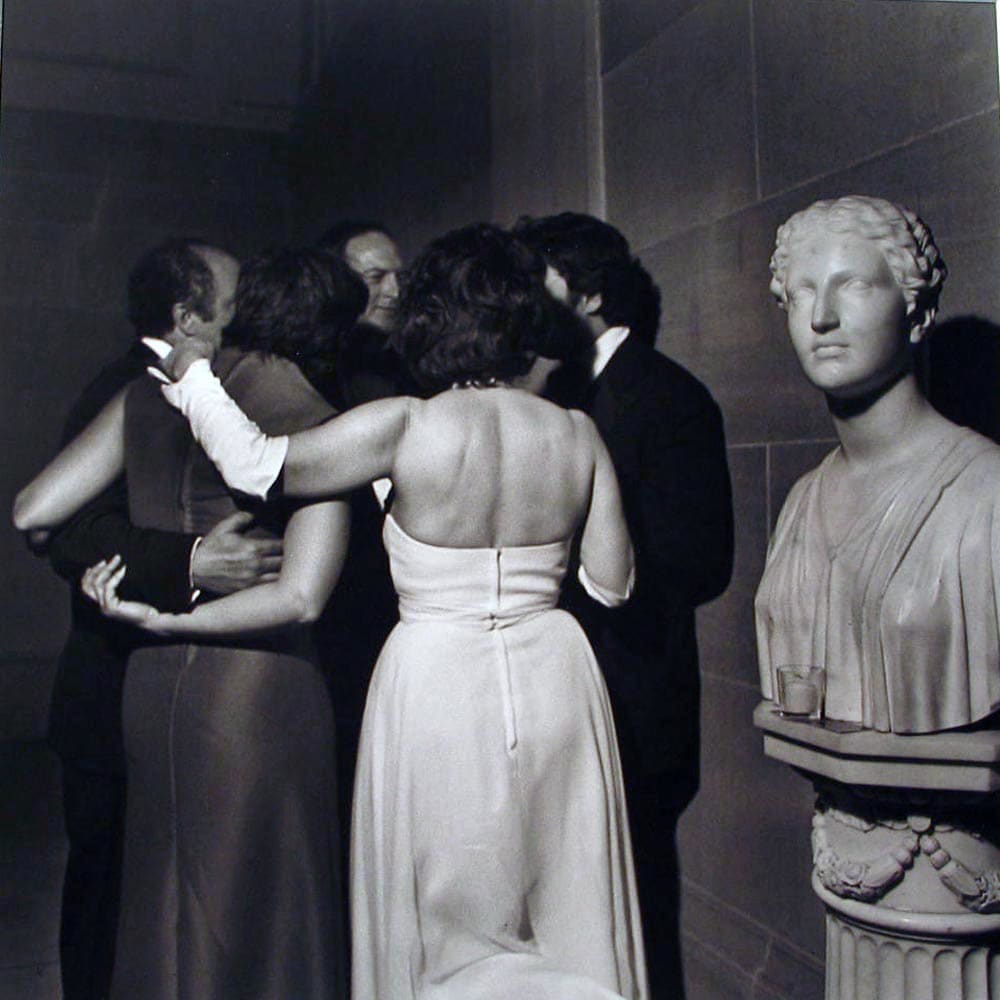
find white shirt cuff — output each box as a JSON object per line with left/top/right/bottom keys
{"left": 188, "top": 536, "right": 203, "bottom": 605}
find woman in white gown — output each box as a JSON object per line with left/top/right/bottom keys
{"left": 85, "top": 224, "right": 649, "bottom": 1000}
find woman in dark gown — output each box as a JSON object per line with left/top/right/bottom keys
{"left": 15, "top": 243, "right": 365, "bottom": 999}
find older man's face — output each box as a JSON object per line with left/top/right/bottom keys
{"left": 344, "top": 231, "right": 403, "bottom": 331}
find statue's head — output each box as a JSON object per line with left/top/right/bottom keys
{"left": 770, "top": 196, "right": 947, "bottom": 341}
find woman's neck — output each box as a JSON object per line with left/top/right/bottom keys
{"left": 450, "top": 377, "right": 511, "bottom": 390}
{"left": 828, "top": 371, "right": 943, "bottom": 471}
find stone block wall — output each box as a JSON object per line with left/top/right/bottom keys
{"left": 287, "top": 0, "right": 493, "bottom": 257}
{"left": 493, "top": 1, "right": 1000, "bottom": 996}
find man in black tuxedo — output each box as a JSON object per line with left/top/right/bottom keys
{"left": 308, "top": 222, "right": 409, "bottom": 937}
{"left": 315, "top": 220, "right": 410, "bottom": 407}
{"left": 32, "top": 247, "right": 281, "bottom": 1000}
{"left": 515, "top": 212, "right": 734, "bottom": 999}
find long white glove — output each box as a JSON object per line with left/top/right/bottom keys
{"left": 159, "top": 360, "right": 288, "bottom": 500}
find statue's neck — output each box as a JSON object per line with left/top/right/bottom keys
{"left": 828, "top": 372, "right": 942, "bottom": 471}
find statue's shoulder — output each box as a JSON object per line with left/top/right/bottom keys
{"left": 771, "top": 451, "right": 836, "bottom": 540}
{"left": 941, "top": 425, "right": 1000, "bottom": 499}
{"left": 784, "top": 446, "right": 838, "bottom": 502}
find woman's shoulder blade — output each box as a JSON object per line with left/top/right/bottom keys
{"left": 403, "top": 390, "right": 584, "bottom": 460}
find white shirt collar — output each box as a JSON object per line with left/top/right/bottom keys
{"left": 592, "top": 325, "right": 630, "bottom": 379}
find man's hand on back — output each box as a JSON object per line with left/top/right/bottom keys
{"left": 191, "top": 510, "right": 282, "bottom": 595}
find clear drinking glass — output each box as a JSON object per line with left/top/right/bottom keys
{"left": 775, "top": 665, "right": 826, "bottom": 721}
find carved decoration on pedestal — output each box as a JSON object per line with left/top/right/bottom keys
{"left": 812, "top": 799, "right": 1000, "bottom": 913}
{"left": 920, "top": 831, "right": 1000, "bottom": 914}
{"left": 755, "top": 710, "right": 1000, "bottom": 1000}
{"left": 811, "top": 808, "right": 917, "bottom": 903}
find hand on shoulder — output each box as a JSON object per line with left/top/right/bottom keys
{"left": 163, "top": 337, "right": 217, "bottom": 381}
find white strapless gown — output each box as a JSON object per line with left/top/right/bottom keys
{"left": 350, "top": 514, "right": 648, "bottom": 1000}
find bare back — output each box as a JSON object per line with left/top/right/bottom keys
{"left": 390, "top": 387, "right": 594, "bottom": 548}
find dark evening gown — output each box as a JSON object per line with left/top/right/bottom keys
{"left": 112, "top": 348, "right": 344, "bottom": 999}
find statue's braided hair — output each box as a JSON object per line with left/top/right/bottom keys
{"left": 769, "top": 196, "right": 947, "bottom": 327}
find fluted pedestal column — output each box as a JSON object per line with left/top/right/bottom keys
{"left": 754, "top": 703, "right": 1000, "bottom": 1000}
{"left": 819, "top": 879, "right": 1000, "bottom": 1000}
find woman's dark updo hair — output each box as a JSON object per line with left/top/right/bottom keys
{"left": 224, "top": 246, "right": 367, "bottom": 386}
{"left": 393, "top": 223, "right": 548, "bottom": 392}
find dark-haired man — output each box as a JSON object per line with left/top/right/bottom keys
{"left": 319, "top": 221, "right": 403, "bottom": 333}
{"left": 315, "top": 221, "right": 408, "bottom": 409}
{"left": 36, "top": 238, "right": 280, "bottom": 1000}
{"left": 515, "top": 212, "right": 734, "bottom": 999}
{"left": 307, "top": 224, "right": 406, "bottom": 961}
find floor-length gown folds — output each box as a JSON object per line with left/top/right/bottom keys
{"left": 351, "top": 514, "right": 648, "bottom": 1000}
{"left": 113, "top": 349, "right": 344, "bottom": 999}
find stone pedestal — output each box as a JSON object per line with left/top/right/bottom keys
{"left": 754, "top": 703, "right": 1000, "bottom": 999}
{"left": 819, "top": 879, "right": 1000, "bottom": 1000}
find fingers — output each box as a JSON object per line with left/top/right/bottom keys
{"left": 251, "top": 538, "right": 283, "bottom": 558}
{"left": 81, "top": 555, "right": 126, "bottom": 609}
{"left": 160, "top": 347, "right": 180, "bottom": 381}
{"left": 208, "top": 510, "right": 255, "bottom": 536}
{"left": 257, "top": 555, "right": 283, "bottom": 576}
{"left": 165, "top": 338, "right": 216, "bottom": 380}
{"left": 27, "top": 528, "right": 52, "bottom": 550}
{"left": 81, "top": 553, "right": 121, "bottom": 592}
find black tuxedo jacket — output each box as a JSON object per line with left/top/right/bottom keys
{"left": 550, "top": 335, "right": 734, "bottom": 788}
{"left": 45, "top": 344, "right": 198, "bottom": 769}
{"left": 307, "top": 338, "right": 402, "bottom": 731}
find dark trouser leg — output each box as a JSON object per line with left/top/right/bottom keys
{"left": 336, "top": 717, "right": 362, "bottom": 885}
{"left": 59, "top": 760, "right": 126, "bottom": 1000}
{"left": 336, "top": 714, "right": 363, "bottom": 989}
{"left": 626, "top": 772, "right": 692, "bottom": 1000}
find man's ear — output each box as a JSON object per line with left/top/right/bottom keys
{"left": 172, "top": 301, "right": 198, "bottom": 336}
{"left": 580, "top": 292, "right": 603, "bottom": 317}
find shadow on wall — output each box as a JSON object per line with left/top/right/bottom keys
{"left": 926, "top": 316, "right": 1000, "bottom": 444}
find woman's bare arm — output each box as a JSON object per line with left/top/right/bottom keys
{"left": 161, "top": 359, "right": 412, "bottom": 500}
{"left": 578, "top": 416, "right": 635, "bottom": 605}
{"left": 85, "top": 498, "right": 350, "bottom": 636}
{"left": 283, "top": 396, "right": 411, "bottom": 497}
{"left": 13, "top": 390, "right": 127, "bottom": 531}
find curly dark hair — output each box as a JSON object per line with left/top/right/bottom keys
{"left": 512, "top": 212, "right": 662, "bottom": 346}
{"left": 224, "top": 246, "right": 367, "bottom": 378}
{"left": 393, "top": 223, "right": 549, "bottom": 392}
{"left": 127, "top": 238, "right": 219, "bottom": 338}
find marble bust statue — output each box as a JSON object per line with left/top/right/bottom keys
{"left": 755, "top": 195, "right": 1000, "bottom": 733}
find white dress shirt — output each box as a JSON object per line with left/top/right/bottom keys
{"left": 578, "top": 324, "right": 635, "bottom": 605}
{"left": 591, "top": 325, "right": 630, "bottom": 379}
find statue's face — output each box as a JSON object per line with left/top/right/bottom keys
{"left": 783, "top": 228, "right": 909, "bottom": 399}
